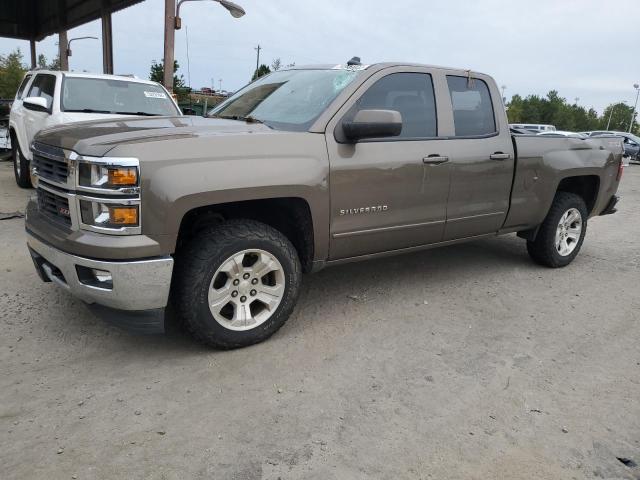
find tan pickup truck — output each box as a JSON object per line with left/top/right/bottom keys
{"left": 25, "top": 61, "right": 624, "bottom": 348}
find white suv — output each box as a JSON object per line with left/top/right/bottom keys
{"left": 9, "top": 70, "right": 181, "bottom": 187}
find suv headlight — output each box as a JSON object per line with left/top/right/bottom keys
{"left": 78, "top": 164, "right": 139, "bottom": 189}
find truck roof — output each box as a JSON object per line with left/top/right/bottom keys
{"left": 290, "top": 62, "right": 482, "bottom": 75}
{"left": 25, "top": 69, "right": 160, "bottom": 85}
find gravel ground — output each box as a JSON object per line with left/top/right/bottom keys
{"left": 1, "top": 159, "right": 639, "bottom": 480}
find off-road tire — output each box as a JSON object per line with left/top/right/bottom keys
{"left": 526, "top": 192, "right": 588, "bottom": 268}
{"left": 173, "top": 219, "right": 302, "bottom": 349}
{"left": 12, "top": 138, "right": 32, "bottom": 188}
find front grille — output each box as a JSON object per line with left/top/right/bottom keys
{"left": 32, "top": 153, "right": 68, "bottom": 184}
{"left": 37, "top": 188, "right": 71, "bottom": 228}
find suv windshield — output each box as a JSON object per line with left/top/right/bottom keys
{"left": 62, "top": 77, "right": 179, "bottom": 116}
{"left": 208, "top": 69, "right": 360, "bottom": 131}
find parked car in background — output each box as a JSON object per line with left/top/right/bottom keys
{"left": 510, "top": 123, "right": 557, "bottom": 133}
{"left": 9, "top": 70, "right": 181, "bottom": 188}
{"left": 537, "top": 130, "right": 587, "bottom": 138}
{"left": 589, "top": 131, "right": 640, "bottom": 163}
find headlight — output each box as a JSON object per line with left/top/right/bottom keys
{"left": 79, "top": 200, "right": 139, "bottom": 228}
{"left": 78, "top": 163, "right": 138, "bottom": 189}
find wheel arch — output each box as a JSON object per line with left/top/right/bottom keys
{"left": 175, "top": 197, "right": 316, "bottom": 273}
{"left": 556, "top": 174, "right": 600, "bottom": 215}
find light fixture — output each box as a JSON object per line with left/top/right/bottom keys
{"left": 175, "top": 0, "right": 245, "bottom": 29}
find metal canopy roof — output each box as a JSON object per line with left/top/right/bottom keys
{"left": 0, "top": 0, "right": 144, "bottom": 41}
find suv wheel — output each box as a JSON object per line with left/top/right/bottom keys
{"left": 12, "top": 139, "right": 32, "bottom": 188}
{"left": 526, "top": 192, "right": 588, "bottom": 268}
{"left": 173, "top": 219, "right": 302, "bottom": 349}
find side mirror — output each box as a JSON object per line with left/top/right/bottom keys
{"left": 342, "top": 109, "right": 402, "bottom": 142}
{"left": 23, "top": 97, "right": 49, "bottom": 113}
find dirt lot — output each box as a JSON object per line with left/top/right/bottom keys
{"left": 1, "top": 159, "right": 639, "bottom": 480}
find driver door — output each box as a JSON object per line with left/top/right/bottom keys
{"left": 325, "top": 68, "right": 452, "bottom": 260}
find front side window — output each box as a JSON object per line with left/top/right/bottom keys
{"left": 27, "top": 74, "right": 56, "bottom": 109}
{"left": 346, "top": 72, "right": 437, "bottom": 138}
{"left": 209, "top": 69, "right": 360, "bottom": 132}
{"left": 16, "top": 74, "right": 32, "bottom": 99}
{"left": 447, "top": 76, "right": 496, "bottom": 137}
{"left": 62, "top": 78, "right": 179, "bottom": 116}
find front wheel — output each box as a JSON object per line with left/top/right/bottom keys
{"left": 12, "top": 139, "right": 32, "bottom": 188}
{"left": 173, "top": 219, "right": 302, "bottom": 349}
{"left": 526, "top": 192, "right": 588, "bottom": 268}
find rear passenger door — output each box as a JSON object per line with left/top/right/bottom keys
{"left": 442, "top": 74, "right": 515, "bottom": 240}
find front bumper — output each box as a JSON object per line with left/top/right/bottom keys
{"left": 27, "top": 231, "right": 174, "bottom": 311}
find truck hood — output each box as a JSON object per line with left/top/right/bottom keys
{"left": 34, "top": 116, "right": 276, "bottom": 157}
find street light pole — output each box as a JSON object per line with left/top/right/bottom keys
{"left": 165, "top": 0, "right": 245, "bottom": 93}
{"left": 67, "top": 36, "right": 98, "bottom": 57}
{"left": 629, "top": 83, "right": 640, "bottom": 133}
{"left": 175, "top": 0, "right": 246, "bottom": 28}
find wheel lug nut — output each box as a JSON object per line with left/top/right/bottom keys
{"left": 240, "top": 296, "right": 247, "bottom": 302}
{"left": 233, "top": 279, "right": 240, "bottom": 286}
{"left": 251, "top": 278, "right": 258, "bottom": 285}
{"left": 231, "top": 291, "right": 238, "bottom": 297}
{"left": 243, "top": 273, "right": 250, "bottom": 280}
{"left": 250, "top": 289, "right": 257, "bottom": 296}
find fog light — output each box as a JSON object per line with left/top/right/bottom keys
{"left": 76, "top": 265, "right": 113, "bottom": 289}
{"left": 92, "top": 269, "right": 112, "bottom": 284}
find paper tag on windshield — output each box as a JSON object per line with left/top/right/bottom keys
{"left": 144, "top": 91, "right": 167, "bottom": 99}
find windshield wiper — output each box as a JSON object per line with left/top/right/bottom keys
{"left": 65, "top": 108, "right": 112, "bottom": 114}
{"left": 212, "top": 114, "right": 264, "bottom": 124}
{"left": 114, "top": 111, "right": 162, "bottom": 116}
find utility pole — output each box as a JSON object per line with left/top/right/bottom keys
{"left": 219, "top": 79, "right": 222, "bottom": 91}
{"left": 255, "top": 44, "right": 261, "bottom": 73}
{"left": 59, "top": 30, "right": 69, "bottom": 71}
{"left": 163, "top": 0, "right": 176, "bottom": 92}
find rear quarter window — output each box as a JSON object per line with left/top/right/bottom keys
{"left": 446, "top": 76, "right": 496, "bottom": 137}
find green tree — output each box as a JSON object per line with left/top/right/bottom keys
{"left": 36, "top": 53, "right": 60, "bottom": 70}
{"left": 600, "top": 102, "right": 634, "bottom": 131}
{"left": 252, "top": 64, "right": 271, "bottom": 81}
{"left": 149, "top": 59, "right": 185, "bottom": 89}
{"left": 0, "top": 48, "right": 27, "bottom": 98}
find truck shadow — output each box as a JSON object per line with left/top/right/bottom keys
{"left": 146, "top": 233, "right": 534, "bottom": 354}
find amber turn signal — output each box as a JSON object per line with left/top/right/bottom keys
{"left": 108, "top": 167, "right": 138, "bottom": 186}
{"left": 108, "top": 206, "right": 138, "bottom": 225}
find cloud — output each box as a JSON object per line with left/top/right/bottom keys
{"left": 0, "top": 0, "right": 637, "bottom": 112}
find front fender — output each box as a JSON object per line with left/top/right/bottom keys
{"left": 109, "top": 132, "right": 331, "bottom": 259}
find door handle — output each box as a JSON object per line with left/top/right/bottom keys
{"left": 490, "top": 152, "right": 511, "bottom": 161}
{"left": 423, "top": 155, "right": 449, "bottom": 165}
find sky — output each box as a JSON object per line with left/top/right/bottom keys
{"left": 1, "top": 0, "right": 638, "bottom": 114}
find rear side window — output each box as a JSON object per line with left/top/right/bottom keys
{"left": 16, "top": 74, "right": 32, "bottom": 99}
{"left": 27, "top": 74, "right": 56, "bottom": 110}
{"left": 446, "top": 76, "right": 496, "bottom": 137}
{"left": 348, "top": 72, "right": 437, "bottom": 138}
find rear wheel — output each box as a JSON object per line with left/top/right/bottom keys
{"left": 173, "top": 219, "right": 302, "bottom": 349}
{"left": 12, "top": 138, "right": 32, "bottom": 188}
{"left": 526, "top": 192, "right": 588, "bottom": 268}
